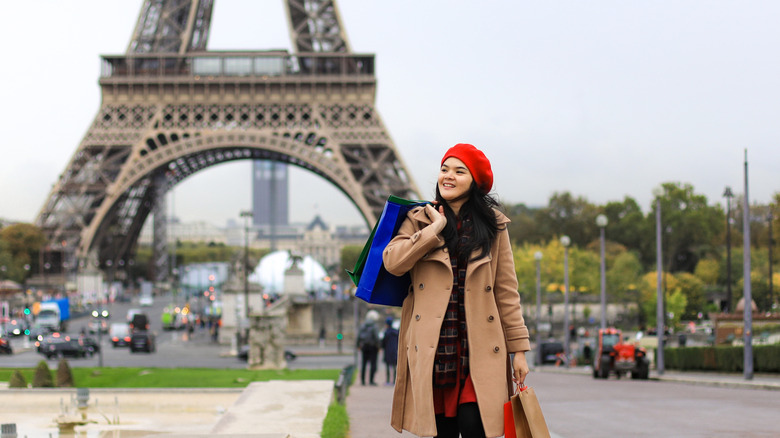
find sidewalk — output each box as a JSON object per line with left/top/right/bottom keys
{"left": 345, "top": 365, "right": 780, "bottom": 438}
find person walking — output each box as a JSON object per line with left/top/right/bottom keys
{"left": 383, "top": 143, "right": 531, "bottom": 438}
{"left": 357, "top": 309, "right": 381, "bottom": 386}
{"left": 381, "top": 316, "right": 399, "bottom": 385}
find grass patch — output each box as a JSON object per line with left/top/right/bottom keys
{"left": 321, "top": 401, "right": 349, "bottom": 438}
{"left": 1, "top": 367, "right": 340, "bottom": 388}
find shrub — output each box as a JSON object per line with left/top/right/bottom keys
{"left": 8, "top": 370, "right": 27, "bottom": 388}
{"left": 56, "top": 359, "right": 75, "bottom": 387}
{"left": 32, "top": 360, "right": 54, "bottom": 388}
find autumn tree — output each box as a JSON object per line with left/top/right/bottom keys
{"left": 0, "top": 223, "right": 46, "bottom": 283}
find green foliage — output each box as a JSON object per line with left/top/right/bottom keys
{"left": 56, "top": 359, "right": 75, "bottom": 387}
{"left": 514, "top": 239, "right": 600, "bottom": 304}
{"left": 674, "top": 272, "right": 705, "bottom": 320}
{"left": 340, "top": 245, "right": 363, "bottom": 280}
{"left": 606, "top": 251, "right": 643, "bottom": 304}
{"left": 0, "top": 222, "right": 45, "bottom": 283}
{"left": 320, "top": 401, "right": 349, "bottom": 438}
{"left": 651, "top": 182, "right": 724, "bottom": 273}
{"left": 32, "top": 360, "right": 53, "bottom": 388}
{"left": 694, "top": 259, "right": 719, "bottom": 286}
{"left": 664, "top": 344, "right": 780, "bottom": 373}
{"left": 8, "top": 370, "right": 27, "bottom": 388}
{"left": 639, "top": 272, "right": 687, "bottom": 328}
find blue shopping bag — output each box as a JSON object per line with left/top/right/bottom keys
{"left": 347, "top": 196, "right": 429, "bottom": 307}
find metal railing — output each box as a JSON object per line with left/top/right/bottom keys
{"left": 100, "top": 52, "right": 375, "bottom": 79}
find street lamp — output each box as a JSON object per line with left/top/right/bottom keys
{"left": 723, "top": 186, "right": 734, "bottom": 313}
{"left": 654, "top": 193, "right": 665, "bottom": 375}
{"left": 534, "top": 251, "right": 543, "bottom": 367}
{"left": 596, "top": 214, "right": 608, "bottom": 330}
{"left": 768, "top": 212, "right": 774, "bottom": 311}
{"left": 560, "top": 235, "right": 571, "bottom": 363}
{"left": 239, "top": 210, "right": 253, "bottom": 348}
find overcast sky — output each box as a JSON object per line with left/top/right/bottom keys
{"left": 1, "top": 1, "right": 778, "bottom": 230}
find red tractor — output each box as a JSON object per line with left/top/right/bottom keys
{"left": 592, "top": 328, "right": 650, "bottom": 380}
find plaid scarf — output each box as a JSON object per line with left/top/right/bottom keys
{"left": 433, "top": 216, "right": 472, "bottom": 388}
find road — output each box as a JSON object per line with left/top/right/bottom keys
{"left": 0, "top": 294, "right": 354, "bottom": 370}
{"left": 349, "top": 370, "right": 780, "bottom": 438}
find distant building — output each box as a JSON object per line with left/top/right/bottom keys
{"left": 252, "top": 160, "right": 289, "bottom": 228}
{"left": 139, "top": 215, "right": 369, "bottom": 277}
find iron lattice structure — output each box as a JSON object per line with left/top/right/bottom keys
{"left": 36, "top": 0, "right": 418, "bottom": 279}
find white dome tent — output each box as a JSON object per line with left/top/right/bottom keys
{"left": 248, "top": 250, "right": 330, "bottom": 298}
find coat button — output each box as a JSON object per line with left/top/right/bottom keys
{"left": 493, "top": 346, "right": 500, "bottom": 353}
{"left": 485, "top": 285, "right": 492, "bottom": 292}
{"left": 415, "top": 314, "right": 421, "bottom": 321}
{"left": 419, "top": 283, "right": 424, "bottom": 290}
{"left": 488, "top": 315, "right": 495, "bottom": 322}
{"left": 415, "top": 345, "right": 418, "bottom": 352}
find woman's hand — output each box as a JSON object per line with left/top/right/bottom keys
{"left": 425, "top": 203, "right": 447, "bottom": 234}
{"left": 512, "top": 352, "right": 530, "bottom": 386}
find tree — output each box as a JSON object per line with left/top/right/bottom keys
{"left": 533, "top": 192, "right": 601, "bottom": 248}
{"left": 32, "top": 360, "right": 53, "bottom": 388}
{"left": 0, "top": 223, "right": 45, "bottom": 283}
{"left": 694, "top": 259, "right": 719, "bottom": 286}
{"left": 56, "top": 358, "right": 75, "bottom": 387}
{"left": 340, "top": 245, "right": 363, "bottom": 281}
{"left": 606, "top": 251, "right": 643, "bottom": 305}
{"left": 674, "top": 272, "right": 705, "bottom": 320}
{"left": 505, "top": 203, "right": 544, "bottom": 245}
{"left": 638, "top": 272, "right": 687, "bottom": 329}
{"left": 602, "top": 196, "right": 648, "bottom": 263}
{"left": 8, "top": 370, "right": 27, "bottom": 388}
{"left": 650, "top": 182, "right": 723, "bottom": 273}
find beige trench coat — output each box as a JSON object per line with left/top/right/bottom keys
{"left": 383, "top": 207, "right": 530, "bottom": 438}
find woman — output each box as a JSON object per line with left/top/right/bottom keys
{"left": 383, "top": 143, "right": 530, "bottom": 438}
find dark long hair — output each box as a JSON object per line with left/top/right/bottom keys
{"left": 435, "top": 181, "right": 500, "bottom": 261}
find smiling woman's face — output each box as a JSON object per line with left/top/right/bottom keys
{"left": 438, "top": 157, "right": 473, "bottom": 207}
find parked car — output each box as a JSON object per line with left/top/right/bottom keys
{"left": 130, "top": 330, "right": 156, "bottom": 353}
{"left": 129, "top": 313, "right": 150, "bottom": 332}
{"left": 0, "top": 337, "right": 12, "bottom": 354}
{"left": 110, "top": 322, "right": 132, "bottom": 348}
{"left": 78, "top": 336, "right": 101, "bottom": 356}
{"left": 7, "top": 319, "right": 29, "bottom": 337}
{"left": 539, "top": 340, "right": 564, "bottom": 364}
{"left": 28, "top": 324, "right": 52, "bottom": 342}
{"left": 36, "top": 334, "right": 87, "bottom": 359}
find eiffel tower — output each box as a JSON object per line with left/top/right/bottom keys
{"left": 35, "top": 0, "right": 419, "bottom": 284}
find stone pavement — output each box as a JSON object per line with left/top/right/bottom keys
{"left": 345, "top": 365, "right": 780, "bottom": 438}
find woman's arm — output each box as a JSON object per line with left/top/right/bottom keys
{"left": 493, "top": 226, "right": 531, "bottom": 353}
{"left": 383, "top": 204, "right": 445, "bottom": 276}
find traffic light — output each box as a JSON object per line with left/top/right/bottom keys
{"left": 336, "top": 333, "right": 343, "bottom": 341}
{"left": 23, "top": 308, "right": 31, "bottom": 316}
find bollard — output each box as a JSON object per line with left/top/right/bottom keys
{"left": 0, "top": 423, "right": 17, "bottom": 438}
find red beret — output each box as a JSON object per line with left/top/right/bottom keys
{"left": 441, "top": 143, "right": 493, "bottom": 193}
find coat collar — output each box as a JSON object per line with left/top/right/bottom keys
{"left": 409, "top": 206, "right": 511, "bottom": 226}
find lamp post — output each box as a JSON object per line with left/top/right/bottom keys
{"left": 655, "top": 195, "right": 665, "bottom": 375}
{"left": 560, "top": 235, "right": 571, "bottom": 363}
{"left": 768, "top": 212, "right": 774, "bottom": 311}
{"left": 534, "top": 251, "right": 543, "bottom": 367}
{"left": 596, "top": 214, "right": 608, "bottom": 330}
{"left": 723, "top": 186, "right": 734, "bottom": 313}
{"left": 239, "top": 210, "right": 253, "bottom": 347}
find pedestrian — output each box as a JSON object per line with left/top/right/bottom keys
{"left": 357, "top": 309, "right": 381, "bottom": 386}
{"left": 383, "top": 143, "right": 531, "bottom": 438}
{"left": 381, "top": 316, "right": 399, "bottom": 385}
